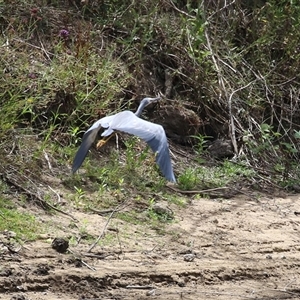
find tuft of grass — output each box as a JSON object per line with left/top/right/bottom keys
{"left": 0, "top": 197, "right": 41, "bottom": 241}
{"left": 178, "top": 160, "right": 256, "bottom": 191}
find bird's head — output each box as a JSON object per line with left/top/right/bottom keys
{"left": 135, "top": 95, "right": 161, "bottom": 117}
{"left": 140, "top": 96, "right": 161, "bottom": 107}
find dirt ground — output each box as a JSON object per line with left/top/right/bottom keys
{"left": 1, "top": 192, "right": 300, "bottom": 300}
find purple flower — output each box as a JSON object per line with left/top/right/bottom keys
{"left": 59, "top": 29, "right": 69, "bottom": 39}
{"left": 28, "top": 73, "right": 37, "bottom": 79}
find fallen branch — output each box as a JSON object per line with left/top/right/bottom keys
{"left": 88, "top": 202, "right": 125, "bottom": 252}
{"left": 89, "top": 207, "right": 125, "bottom": 215}
{"left": 126, "top": 285, "right": 155, "bottom": 290}
{"left": 2, "top": 173, "right": 78, "bottom": 222}
{"left": 68, "top": 249, "right": 96, "bottom": 271}
{"left": 48, "top": 185, "right": 61, "bottom": 205}
{"left": 167, "top": 184, "right": 229, "bottom": 195}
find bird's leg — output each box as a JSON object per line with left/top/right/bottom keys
{"left": 96, "top": 133, "right": 115, "bottom": 149}
{"left": 116, "top": 133, "right": 119, "bottom": 150}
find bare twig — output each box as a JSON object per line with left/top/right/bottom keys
{"left": 12, "top": 38, "right": 54, "bottom": 57}
{"left": 89, "top": 206, "right": 124, "bottom": 215}
{"left": 39, "top": 39, "right": 51, "bottom": 61}
{"left": 115, "top": 225, "right": 123, "bottom": 257}
{"left": 206, "top": 0, "right": 237, "bottom": 22}
{"left": 126, "top": 285, "right": 155, "bottom": 290}
{"left": 204, "top": 29, "right": 227, "bottom": 99}
{"left": 88, "top": 203, "right": 124, "bottom": 252}
{"left": 43, "top": 150, "right": 53, "bottom": 172}
{"left": 167, "top": 185, "right": 229, "bottom": 195}
{"left": 81, "top": 252, "right": 116, "bottom": 259}
{"left": 228, "top": 80, "right": 255, "bottom": 154}
{"left": 1, "top": 172, "right": 77, "bottom": 221}
{"left": 68, "top": 249, "right": 96, "bottom": 271}
{"left": 48, "top": 185, "right": 61, "bottom": 205}
{"left": 168, "top": 0, "right": 195, "bottom": 19}
{"left": 80, "top": 260, "right": 96, "bottom": 271}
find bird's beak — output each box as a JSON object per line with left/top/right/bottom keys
{"left": 151, "top": 96, "right": 161, "bottom": 103}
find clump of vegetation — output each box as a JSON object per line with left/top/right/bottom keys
{"left": 0, "top": 196, "right": 40, "bottom": 240}
{"left": 1, "top": 0, "right": 300, "bottom": 241}
{"left": 178, "top": 160, "right": 255, "bottom": 191}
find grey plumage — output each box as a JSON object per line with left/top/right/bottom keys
{"left": 72, "top": 97, "right": 176, "bottom": 182}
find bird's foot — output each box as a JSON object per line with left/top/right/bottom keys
{"left": 96, "top": 139, "right": 107, "bottom": 149}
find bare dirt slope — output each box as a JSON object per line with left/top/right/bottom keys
{"left": 1, "top": 193, "right": 300, "bottom": 300}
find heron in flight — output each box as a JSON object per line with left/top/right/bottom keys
{"left": 72, "top": 96, "right": 176, "bottom": 182}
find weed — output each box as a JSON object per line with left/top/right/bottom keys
{"left": 73, "top": 186, "right": 86, "bottom": 208}
{"left": 0, "top": 197, "right": 41, "bottom": 240}
{"left": 178, "top": 168, "right": 199, "bottom": 190}
{"left": 163, "top": 194, "right": 187, "bottom": 207}
{"left": 178, "top": 161, "right": 255, "bottom": 191}
{"left": 147, "top": 209, "right": 171, "bottom": 223}
{"left": 1, "top": 1, "right": 300, "bottom": 248}
{"left": 192, "top": 134, "right": 211, "bottom": 156}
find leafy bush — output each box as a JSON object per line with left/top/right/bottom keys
{"left": 1, "top": 0, "right": 300, "bottom": 190}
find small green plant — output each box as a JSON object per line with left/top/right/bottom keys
{"left": 244, "top": 124, "right": 281, "bottom": 155}
{"left": 178, "top": 160, "right": 255, "bottom": 191}
{"left": 124, "top": 137, "right": 151, "bottom": 174}
{"left": 163, "top": 194, "right": 187, "bottom": 207}
{"left": 73, "top": 186, "right": 86, "bottom": 208}
{"left": 191, "top": 134, "right": 211, "bottom": 155}
{"left": 0, "top": 197, "right": 41, "bottom": 240}
{"left": 178, "top": 168, "right": 199, "bottom": 190}
{"left": 124, "top": 137, "right": 139, "bottom": 172}
{"left": 147, "top": 209, "right": 172, "bottom": 223}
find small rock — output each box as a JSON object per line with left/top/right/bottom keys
{"left": 177, "top": 279, "right": 186, "bottom": 287}
{"left": 292, "top": 185, "right": 300, "bottom": 192}
{"left": 183, "top": 253, "right": 195, "bottom": 262}
{"left": 33, "top": 264, "right": 50, "bottom": 276}
{"left": 146, "top": 289, "right": 156, "bottom": 296}
{"left": 4, "top": 230, "right": 17, "bottom": 238}
{"left": 266, "top": 254, "right": 272, "bottom": 259}
{"left": 208, "top": 139, "right": 234, "bottom": 159}
{"left": 151, "top": 202, "right": 174, "bottom": 219}
{"left": 51, "top": 237, "right": 69, "bottom": 253}
{"left": 38, "top": 233, "right": 51, "bottom": 240}
{"left": 0, "top": 268, "right": 12, "bottom": 276}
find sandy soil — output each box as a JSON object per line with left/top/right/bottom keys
{"left": 1, "top": 192, "right": 300, "bottom": 300}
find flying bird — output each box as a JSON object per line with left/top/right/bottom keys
{"left": 72, "top": 96, "right": 176, "bottom": 182}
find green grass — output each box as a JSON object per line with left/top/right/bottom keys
{"left": 178, "top": 160, "right": 256, "bottom": 191}
{"left": 2, "top": 0, "right": 300, "bottom": 247}
{"left": 0, "top": 197, "right": 41, "bottom": 241}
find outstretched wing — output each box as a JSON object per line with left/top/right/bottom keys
{"left": 71, "top": 115, "right": 113, "bottom": 173}
{"left": 106, "top": 111, "right": 176, "bottom": 182}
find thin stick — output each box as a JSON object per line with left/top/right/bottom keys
{"left": 43, "top": 150, "right": 52, "bottom": 172}
{"left": 39, "top": 38, "right": 51, "bottom": 61}
{"left": 48, "top": 185, "right": 61, "bottom": 205}
{"left": 228, "top": 81, "right": 255, "bottom": 154}
{"left": 81, "top": 260, "right": 96, "bottom": 271}
{"left": 3, "top": 174, "right": 77, "bottom": 221}
{"left": 12, "top": 38, "right": 54, "bottom": 57}
{"left": 89, "top": 207, "right": 125, "bottom": 215}
{"left": 169, "top": 0, "right": 195, "bottom": 18}
{"left": 68, "top": 249, "right": 96, "bottom": 271}
{"left": 126, "top": 285, "right": 155, "bottom": 290}
{"left": 88, "top": 207, "right": 118, "bottom": 253}
{"left": 167, "top": 185, "right": 228, "bottom": 195}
